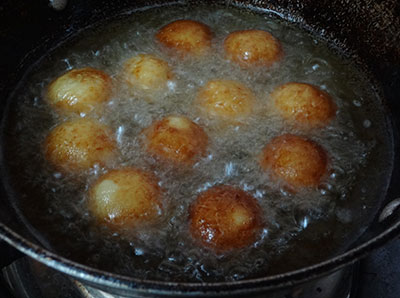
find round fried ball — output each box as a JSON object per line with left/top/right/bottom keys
{"left": 196, "top": 79, "right": 256, "bottom": 123}
{"left": 47, "top": 67, "right": 112, "bottom": 114}
{"left": 44, "top": 118, "right": 117, "bottom": 173}
{"left": 259, "top": 134, "right": 328, "bottom": 188}
{"left": 224, "top": 30, "right": 282, "bottom": 68}
{"left": 271, "top": 82, "right": 336, "bottom": 128}
{"left": 156, "top": 20, "right": 212, "bottom": 56}
{"left": 190, "top": 185, "right": 262, "bottom": 252}
{"left": 123, "top": 54, "right": 173, "bottom": 91}
{"left": 88, "top": 167, "right": 162, "bottom": 228}
{"left": 143, "top": 116, "right": 208, "bottom": 165}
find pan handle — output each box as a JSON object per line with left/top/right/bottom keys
{"left": 379, "top": 198, "right": 400, "bottom": 222}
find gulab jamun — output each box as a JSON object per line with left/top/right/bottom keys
{"left": 224, "top": 30, "right": 282, "bottom": 68}
{"left": 123, "top": 54, "right": 174, "bottom": 92}
{"left": 196, "top": 79, "right": 256, "bottom": 123}
{"left": 88, "top": 167, "right": 162, "bottom": 228}
{"left": 44, "top": 118, "right": 118, "bottom": 173}
{"left": 47, "top": 67, "right": 112, "bottom": 115}
{"left": 259, "top": 134, "right": 328, "bottom": 188}
{"left": 143, "top": 115, "right": 208, "bottom": 165}
{"left": 190, "top": 185, "right": 262, "bottom": 252}
{"left": 156, "top": 20, "right": 212, "bottom": 57}
{"left": 271, "top": 82, "right": 336, "bottom": 128}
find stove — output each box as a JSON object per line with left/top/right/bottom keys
{"left": 1, "top": 237, "right": 400, "bottom": 298}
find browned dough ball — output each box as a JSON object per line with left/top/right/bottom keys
{"left": 189, "top": 185, "right": 262, "bottom": 252}
{"left": 143, "top": 116, "right": 208, "bottom": 165}
{"left": 224, "top": 30, "right": 283, "bottom": 68}
{"left": 196, "top": 79, "right": 256, "bottom": 123}
{"left": 156, "top": 20, "right": 212, "bottom": 57}
{"left": 259, "top": 134, "right": 328, "bottom": 189}
{"left": 123, "top": 54, "right": 174, "bottom": 91}
{"left": 44, "top": 118, "right": 117, "bottom": 173}
{"left": 88, "top": 167, "right": 162, "bottom": 228}
{"left": 46, "top": 67, "right": 112, "bottom": 114}
{"left": 271, "top": 82, "right": 336, "bottom": 128}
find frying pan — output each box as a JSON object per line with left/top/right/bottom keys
{"left": 0, "top": 0, "right": 399, "bottom": 296}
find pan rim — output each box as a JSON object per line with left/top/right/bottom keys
{"left": 1, "top": 219, "right": 400, "bottom": 293}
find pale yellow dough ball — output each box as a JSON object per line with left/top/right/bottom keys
{"left": 143, "top": 115, "right": 208, "bottom": 165}
{"left": 196, "top": 79, "right": 256, "bottom": 123}
{"left": 123, "top": 54, "right": 173, "bottom": 91}
{"left": 47, "top": 67, "right": 112, "bottom": 114}
{"left": 44, "top": 118, "right": 117, "bottom": 173}
{"left": 88, "top": 167, "right": 162, "bottom": 228}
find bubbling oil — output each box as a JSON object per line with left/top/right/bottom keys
{"left": 2, "top": 4, "right": 392, "bottom": 282}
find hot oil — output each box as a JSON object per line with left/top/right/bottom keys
{"left": 2, "top": 4, "right": 392, "bottom": 282}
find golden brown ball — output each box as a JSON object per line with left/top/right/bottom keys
{"left": 46, "top": 67, "right": 112, "bottom": 114}
{"left": 271, "top": 82, "right": 336, "bottom": 128}
{"left": 156, "top": 20, "right": 212, "bottom": 57}
{"left": 189, "top": 185, "right": 262, "bottom": 252}
{"left": 196, "top": 79, "right": 256, "bottom": 123}
{"left": 224, "top": 29, "right": 283, "bottom": 68}
{"left": 44, "top": 118, "right": 117, "bottom": 173}
{"left": 123, "top": 54, "right": 174, "bottom": 91}
{"left": 88, "top": 167, "right": 162, "bottom": 228}
{"left": 259, "top": 134, "right": 328, "bottom": 188}
{"left": 143, "top": 115, "right": 208, "bottom": 165}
